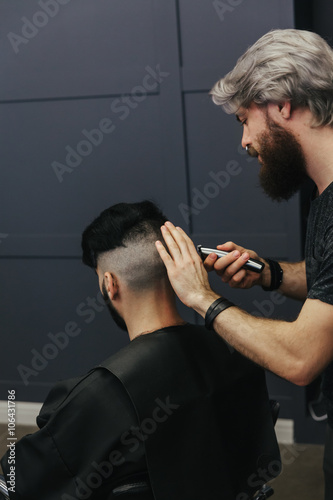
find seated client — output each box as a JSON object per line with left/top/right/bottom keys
{"left": 1, "top": 201, "right": 280, "bottom": 500}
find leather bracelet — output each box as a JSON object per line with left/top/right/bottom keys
{"left": 262, "top": 259, "right": 283, "bottom": 291}
{"left": 205, "top": 297, "right": 235, "bottom": 330}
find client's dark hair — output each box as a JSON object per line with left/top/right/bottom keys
{"left": 81, "top": 201, "right": 168, "bottom": 290}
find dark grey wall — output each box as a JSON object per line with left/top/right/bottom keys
{"left": 313, "top": 0, "right": 333, "bottom": 41}
{"left": 0, "top": 0, "right": 320, "bottom": 442}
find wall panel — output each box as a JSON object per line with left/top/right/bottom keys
{"left": 1, "top": 0, "right": 317, "bottom": 444}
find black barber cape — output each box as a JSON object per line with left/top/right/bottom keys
{"left": 1, "top": 324, "right": 281, "bottom": 499}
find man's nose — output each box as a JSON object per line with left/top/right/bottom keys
{"left": 241, "top": 128, "right": 250, "bottom": 150}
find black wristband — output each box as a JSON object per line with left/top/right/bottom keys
{"left": 205, "top": 297, "right": 235, "bottom": 330}
{"left": 262, "top": 259, "right": 283, "bottom": 291}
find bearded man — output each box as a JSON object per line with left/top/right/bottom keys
{"left": 155, "top": 29, "right": 333, "bottom": 500}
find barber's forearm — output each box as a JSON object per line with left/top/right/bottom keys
{"left": 193, "top": 296, "right": 304, "bottom": 383}
{"left": 274, "top": 260, "right": 307, "bottom": 301}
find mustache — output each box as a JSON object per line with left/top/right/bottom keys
{"left": 246, "top": 145, "right": 259, "bottom": 158}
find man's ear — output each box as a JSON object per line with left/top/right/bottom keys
{"left": 104, "top": 271, "right": 119, "bottom": 300}
{"left": 279, "top": 101, "right": 292, "bottom": 120}
{"left": 268, "top": 101, "right": 292, "bottom": 121}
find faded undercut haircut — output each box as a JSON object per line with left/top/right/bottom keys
{"left": 81, "top": 201, "right": 168, "bottom": 291}
{"left": 210, "top": 29, "right": 333, "bottom": 127}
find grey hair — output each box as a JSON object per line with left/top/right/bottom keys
{"left": 97, "top": 233, "right": 168, "bottom": 292}
{"left": 210, "top": 29, "right": 333, "bottom": 127}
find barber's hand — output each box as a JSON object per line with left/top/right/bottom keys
{"left": 204, "top": 241, "right": 268, "bottom": 289}
{"left": 155, "top": 222, "right": 219, "bottom": 314}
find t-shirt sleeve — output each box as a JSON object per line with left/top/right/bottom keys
{"left": 307, "top": 225, "right": 333, "bottom": 305}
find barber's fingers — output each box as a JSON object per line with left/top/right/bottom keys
{"left": 155, "top": 240, "right": 175, "bottom": 268}
{"left": 216, "top": 252, "right": 250, "bottom": 278}
{"left": 214, "top": 242, "right": 261, "bottom": 289}
{"left": 159, "top": 223, "right": 220, "bottom": 281}
{"left": 158, "top": 223, "right": 183, "bottom": 260}
{"left": 203, "top": 253, "right": 218, "bottom": 272}
{"left": 226, "top": 268, "right": 249, "bottom": 288}
{"left": 217, "top": 241, "right": 240, "bottom": 252}
{"left": 156, "top": 223, "right": 214, "bottom": 308}
{"left": 217, "top": 241, "right": 260, "bottom": 261}
{"left": 163, "top": 222, "right": 199, "bottom": 261}
{"left": 173, "top": 226, "right": 226, "bottom": 270}
{"left": 175, "top": 225, "right": 207, "bottom": 261}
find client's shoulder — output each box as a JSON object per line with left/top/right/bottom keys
{"left": 102, "top": 322, "right": 253, "bottom": 379}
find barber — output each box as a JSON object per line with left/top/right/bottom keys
{"left": 155, "top": 29, "right": 333, "bottom": 500}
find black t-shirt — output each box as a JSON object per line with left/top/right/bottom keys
{"left": 305, "top": 181, "right": 333, "bottom": 427}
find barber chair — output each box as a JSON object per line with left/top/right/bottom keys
{"left": 252, "top": 399, "right": 280, "bottom": 500}
{"left": 0, "top": 476, "right": 276, "bottom": 500}
{"left": 0, "top": 475, "right": 8, "bottom": 500}
{"left": 0, "top": 477, "right": 276, "bottom": 500}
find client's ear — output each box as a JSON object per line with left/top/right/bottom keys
{"left": 104, "top": 272, "right": 119, "bottom": 300}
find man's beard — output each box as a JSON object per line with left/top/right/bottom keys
{"left": 249, "top": 118, "right": 308, "bottom": 201}
{"left": 102, "top": 282, "right": 127, "bottom": 332}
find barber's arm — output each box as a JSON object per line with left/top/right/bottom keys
{"left": 155, "top": 222, "right": 333, "bottom": 386}
{"left": 203, "top": 240, "right": 307, "bottom": 301}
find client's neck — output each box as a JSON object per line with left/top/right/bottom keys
{"left": 123, "top": 282, "right": 186, "bottom": 341}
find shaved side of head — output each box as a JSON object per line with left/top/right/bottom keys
{"left": 97, "top": 232, "right": 168, "bottom": 292}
